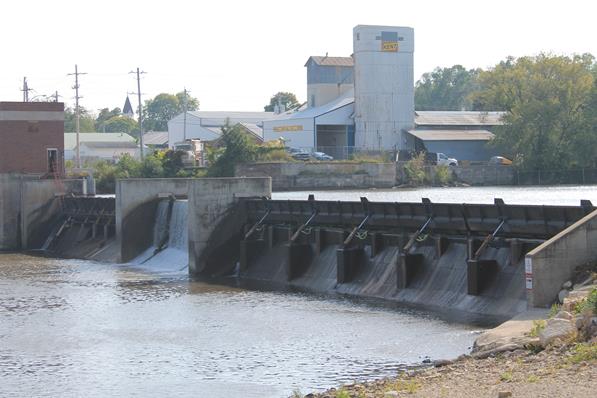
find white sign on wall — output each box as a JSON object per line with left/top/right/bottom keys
{"left": 525, "top": 257, "right": 533, "bottom": 290}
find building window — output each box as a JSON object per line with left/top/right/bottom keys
{"left": 47, "top": 148, "right": 58, "bottom": 173}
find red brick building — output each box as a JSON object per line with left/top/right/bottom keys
{"left": 0, "top": 102, "right": 65, "bottom": 175}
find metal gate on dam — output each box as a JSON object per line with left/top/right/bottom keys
{"left": 37, "top": 177, "right": 597, "bottom": 320}
{"left": 236, "top": 196, "right": 595, "bottom": 319}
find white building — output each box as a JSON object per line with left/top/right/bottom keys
{"left": 77, "top": 141, "right": 140, "bottom": 161}
{"left": 64, "top": 132, "right": 139, "bottom": 161}
{"left": 167, "top": 111, "right": 273, "bottom": 148}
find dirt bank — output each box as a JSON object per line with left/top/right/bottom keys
{"left": 308, "top": 343, "right": 596, "bottom": 398}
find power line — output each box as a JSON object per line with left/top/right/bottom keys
{"left": 67, "top": 65, "right": 87, "bottom": 168}
{"left": 21, "top": 77, "right": 33, "bottom": 102}
{"left": 129, "top": 67, "right": 147, "bottom": 159}
{"left": 183, "top": 87, "right": 190, "bottom": 140}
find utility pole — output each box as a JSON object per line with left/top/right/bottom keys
{"left": 68, "top": 65, "right": 87, "bottom": 168}
{"left": 21, "top": 77, "right": 33, "bottom": 102}
{"left": 129, "top": 67, "right": 147, "bottom": 159}
{"left": 51, "top": 91, "right": 60, "bottom": 102}
{"left": 183, "top": 87, "right": 189, "bottom": 141}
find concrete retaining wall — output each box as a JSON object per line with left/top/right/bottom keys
{"left": 396, "top": 164, "right": 515, "bottom": 186}
{"left": 525, "top": 209, "right": 597, "bottom": 308}
{"left": 188, "top": 177, "right": 271, "bottom": 275}
{"left": 236, "top": 162, "right": 396, "bottom": 191}
{"left": 0, "top": 174, "right": 84, "bottom": 250}
{"left": 453, "top": 165, "right": 514, "bottom": 186}
{"left": 115, "top": 178, "right": 192, "bottom": 262}
{"left": 0, "top": 175, "right": 24, "bottom": 249}
{"left": 20, "top": 179, "right": 85, "bottom": 249}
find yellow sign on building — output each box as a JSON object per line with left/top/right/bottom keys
{"left": 273, "top": 125, "right": 303, "bottom": 132}
{"left": 382, "top": 41, "right": 398, "bottom": 52}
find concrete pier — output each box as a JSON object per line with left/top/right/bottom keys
{"left": 188, "top": 177, "right": 271, "bottom": 275}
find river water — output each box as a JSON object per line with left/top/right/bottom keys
{"left": 3, "top": 185, "right": 595, "bottom": 397}
{"left": 272, "top": 185, "right": 597, "bottom": 205}
{"left": 0, "top": 253, "right": 478, "bottom": 397}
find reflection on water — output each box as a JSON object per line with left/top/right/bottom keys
{"left": 273, "top": 185, "right": 597, "bottom": 205}
{"left": 0, "top": 253, "right": 479, "bottom": 398}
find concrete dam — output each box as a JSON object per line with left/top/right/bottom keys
{"left": 26, "top": 177, "right": 597, "bottom": 322}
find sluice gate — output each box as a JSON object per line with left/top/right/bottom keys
{"left": 237, "top": 197, "right": 594, "bottom": 316}
{"left": 43, "top": 196, "right": 116, "bottom": 253}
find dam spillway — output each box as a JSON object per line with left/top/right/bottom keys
{"left": 39, "top": 178, "right": 595, "bottom": 320}
{"left": 233, "top": 196, "right": 594, "bottom": 320}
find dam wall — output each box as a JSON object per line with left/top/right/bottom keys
{"left": 0, "top": 174, "right": 84, "bottom": 250}
{"left": 116, "top": 178, "right": 192, "bottom": 262}
{"left": 199, "top": 197, "right": 594, "bottom": 320}
{"left": 188, "top": 177, "right": 271, "bottom": 275}
{"left": 525, "top": 208, "right": 597, "bottom": 308}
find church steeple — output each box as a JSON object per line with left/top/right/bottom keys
{"left": 123, "top": 96, "right": 134, "bottom": 118}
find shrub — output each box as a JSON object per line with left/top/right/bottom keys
{"left": 207, "top": 123, "right": 257, "bottom": 177}
{"left": 549, "top": 303, "right": 561, "bottom": 318}
{"left": 568, "top": 342, "right": 597, "bottom": 363}
{"left": 404, "top": 152, "right": 427, "bottom": 185}
{"left": 529, "top": 320, "right": 546, "bottom": 337}
{"left": 576, "top": 288, "right": 597, "bottom": 315}
{"left": 435, "top": 164, "right": 453, "bottom": 185}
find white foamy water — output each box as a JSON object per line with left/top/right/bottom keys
{"left": 132, "top": 200, "right": 189, "bottom": 273}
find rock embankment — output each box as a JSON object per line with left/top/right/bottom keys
{"left": 305, "top": 266, "right": 596, "bottom": 398}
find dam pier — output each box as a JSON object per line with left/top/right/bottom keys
{"left": 3, "top": 176, "right": 596, "bottom": 320}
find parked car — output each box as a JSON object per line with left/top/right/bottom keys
{"left": 285, "top": 147, "right": 313, "bottom": 161}
{"left": 434, "top": 152, "right": 458, "bottom": 166}
{"left": 313, "top": 152, "right": 333, "bottom": 161}
{"left": 489, "top": 156, "right": 513, "bottom": 165}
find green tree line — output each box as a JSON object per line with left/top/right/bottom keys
{"left": 64, "top": 91, "right": 200, "bottom": 136}
{"left": 416, "top": 53, "right": 597, "bottom": 169}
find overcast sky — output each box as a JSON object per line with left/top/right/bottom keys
{"left": 1, "top": 0, "right": 595, "bottom": 114}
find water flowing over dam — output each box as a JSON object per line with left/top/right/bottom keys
{"left": 132, "top": 199, "right": 189, "bottom": 272}
{"left": 34, "top": 179, "right": 597, "bottom": 322}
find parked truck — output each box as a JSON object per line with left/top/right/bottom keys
{"left": 173, "top": 139, "right": 205, "bottom": 168}
{"left": 397, "top": 150, "right": 458, "bottom": 166}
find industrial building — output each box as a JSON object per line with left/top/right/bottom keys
{"left": 0, "top": 101, "right": 65, "bottom": 175}
{"left": 408, "top": 111, "right": 504, "bottom": 161}
{"left": 168, "top": 24, "right": 503, "bottom": 161}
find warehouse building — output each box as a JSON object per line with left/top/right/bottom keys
{"left": 407, "top": 111, "right": 504, "bottom": 161}
{"left": 169, "top": 24, "right": 503, "bottom": 161}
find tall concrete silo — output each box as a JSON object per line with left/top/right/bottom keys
{"left": 353, "top": 25, "right": 414, "bottom": 150}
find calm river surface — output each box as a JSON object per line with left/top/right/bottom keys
{"left": 273, "top": 185, "right": 597, "bottom": 205}
{"left": 3, "top": 186, "right": 595, "bottom": 397}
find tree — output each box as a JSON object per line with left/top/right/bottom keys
{"left": 103, "top": 115, "right": 139, "bottom": 135}
{"left": 64, "top": 107, "right": 95, "bottom": 132}
{"left": 264, "top": 92, "right": 299, "bottom": 112}
{"left": 207, "top": 122, "right": 256, "bottom": 177}
{"left": 95, "top": 107, "right": 121, "bottom": 131}
{"left": 415, "top": 65, "right": 481, "bottom": 111}
{"left": 473, "top": 53, "right": 596, "bottom": 169}
{"left": 143, "top": 91, "right": 199, "bottom": 131}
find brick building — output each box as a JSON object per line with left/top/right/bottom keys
{"left": 0, "top": 102, "right": 65, "bottom": 175}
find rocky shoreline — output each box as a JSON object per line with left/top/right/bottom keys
{"left": 300, "top": 265, "right": 597, "bottom": 398}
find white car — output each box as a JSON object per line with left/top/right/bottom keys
{"left": 437, "top": 153, "right": 458, "bottom": 166}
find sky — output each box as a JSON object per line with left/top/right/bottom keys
{"left": 1, "top": 0, "right": 596, "bottom": 114}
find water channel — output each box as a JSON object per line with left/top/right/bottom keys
{"left": 2, "top": 185, "right": 596, "bottom": 397}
